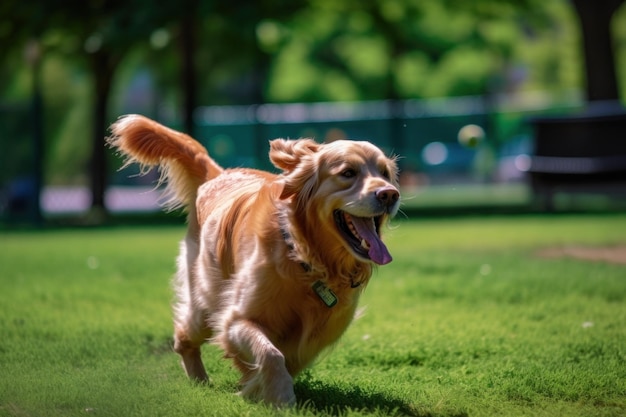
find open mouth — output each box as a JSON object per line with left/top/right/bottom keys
{"left": 334, "top": 210, "right": 392, "bottom": 265}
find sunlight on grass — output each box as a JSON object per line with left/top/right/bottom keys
{"left": 1, "top": 215, "right": 625, "bottom": 416}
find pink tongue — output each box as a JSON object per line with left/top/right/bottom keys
{"left": 351, "top": 216, "right": 393, "bottom": 265}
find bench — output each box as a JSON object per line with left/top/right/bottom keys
{"left": 529, "top": 104, "right": 626, "bottom": 209}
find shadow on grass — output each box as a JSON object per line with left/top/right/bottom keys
{"left": 294, "top": 374, "right": 468, "bottom": 417}
{"left": 140, "top": 334, "right": 469, "bottom": 416}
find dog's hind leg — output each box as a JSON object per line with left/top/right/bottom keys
{"left": 174, "top": 327, "right": 210, "bottom": 382}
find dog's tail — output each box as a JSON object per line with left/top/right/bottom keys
{"left": 108, "top": 114, "right": 223, "bottom": 210}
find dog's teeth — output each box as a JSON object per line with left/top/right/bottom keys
{"left": 361, "top": 239, "right": 370, "bottom": 249}
{"left": 346, "top": 216, "right": 359, "bottom": 238}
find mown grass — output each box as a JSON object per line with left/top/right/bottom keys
{"left": 1, "top": 214, "right": 625, "bottom": 416}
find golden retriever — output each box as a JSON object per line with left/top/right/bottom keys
{"left": 108, "top": 115, "right": 400, "bottom": 406}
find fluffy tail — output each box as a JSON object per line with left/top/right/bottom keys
{"left": 108, "top": 114, "right": 223, "bottom": 210}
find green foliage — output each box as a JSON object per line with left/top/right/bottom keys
{"left": 1, "top": 214, "right": 625, "bottom": 416}
{"left": 268, "top": 0, "right": 589, "bottom": 101}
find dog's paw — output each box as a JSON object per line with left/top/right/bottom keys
{"left": 263, "top": 375, "right": 296, "bottom": 407}
{"left": 239, "top": 370, "right": 296, "bottom": 407}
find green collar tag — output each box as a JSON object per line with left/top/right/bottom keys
{"left": 312, "top": 280, "right": 338, "bottom": 308}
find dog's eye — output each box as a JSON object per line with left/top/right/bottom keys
{"left": 341, "top": 168, "right": 357, "bottom": 178}
{"left": 380, "top": 168, "right": 390, "bottom": 179}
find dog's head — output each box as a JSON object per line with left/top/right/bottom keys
{"left": 270, "top": 138, "right": 400, "bottom": 265}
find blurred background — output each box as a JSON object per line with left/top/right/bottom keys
{"left": 1, "top": 0, "right": 626, "bottom": 225}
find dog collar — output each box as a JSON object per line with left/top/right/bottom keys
{"left": 281, "top": 226, "right": 361, "bottom": 288}
{"left": 281, "top": 226, "right": 311, "bottom": 272}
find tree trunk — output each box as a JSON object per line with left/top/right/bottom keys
{"left": 89, "top": 52, "right": 116, "bottom": 213}
{"left": 180, "top": 0, "right": 198, "bottom": 135}
{"left": 29, "top": 40, "right": 44, "bottom": 226}
{"left": 571, "top": 0, "right": 624, "bottom": 101}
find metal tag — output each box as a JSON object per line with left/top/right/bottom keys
{"left": 312, "top": 280, "right": 338, "bottom": 308}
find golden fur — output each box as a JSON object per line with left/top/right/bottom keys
{"left": 108, "top": 115, "right": 400, "bottom": 406}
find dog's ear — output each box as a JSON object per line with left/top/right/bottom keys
{"left": 269, "top": 138, "right": 320, "bottom": 173}
{"left": 269, "top": 139, "right": 320, "bottom": 202}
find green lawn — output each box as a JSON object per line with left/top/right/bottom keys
{"left": 1, "top": 214, "right": 625, "bottom": 416}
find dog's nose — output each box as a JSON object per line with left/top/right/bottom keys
{"left": 376, "top": 186, "right": 399, "bottom": 207}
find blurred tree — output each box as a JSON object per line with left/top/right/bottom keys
{"left": 571, "top": 0, "right": 624, "bottom": 101}
{"left": 179, "top": 0, "right": 198, "bottom": 135}
{"left": 267, "top": 0, "right": 625, "bottom": 104}
{"left": 1, "top": 0, "right": 308, "bottom": 215}
{"left": 0, "top": 1, "right": 52, "bottom": 223}
{"left": 267, "top": 0, "right": 561, "bottom": 102}
{"left": 199, "top": 0, "right": 308, "bottom": 105}
{"left": 1, "top": 0, "right": 179, "bottom": 214}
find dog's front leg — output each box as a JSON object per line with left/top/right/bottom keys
{"left": 226, "top": 319, "right": 296, "bottom": 407}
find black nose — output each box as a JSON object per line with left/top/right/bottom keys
{"left": 376, "top": 186, "right": 399, "bottom": 207}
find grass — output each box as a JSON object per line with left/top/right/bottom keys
{"left": 400, "top": 183, "right": 531, "bottom": 210}
{"left": 1, "top": 214, "right": 625, "bottom": 416}
{"left": 399, "top": 183, "right": 626, "bottom": 216}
